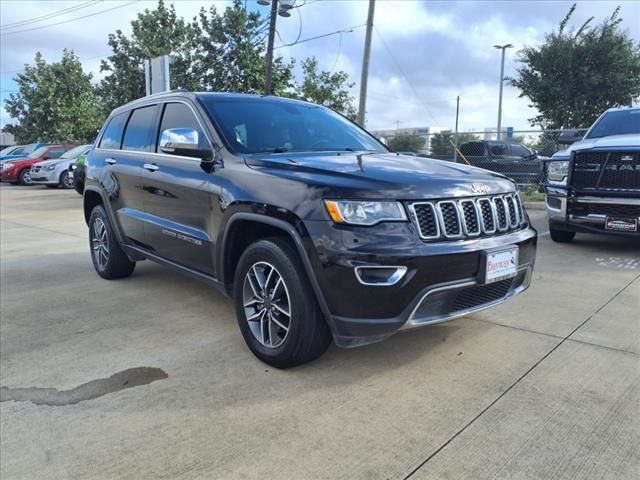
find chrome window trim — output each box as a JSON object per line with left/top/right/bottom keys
{"left": 95, "top": 99, "right": 215, "bottom": 161}
{"left": 408, "top": 202, "right": 441, "bottom": 240}
{"left": 457, "top": 199, "right": 481, "bottom": 237}
{"left": 436, "top": 200, "right": 464, "bottom": 239}
{"left": 354, "top": 266, "right": 408, "bottom": 286}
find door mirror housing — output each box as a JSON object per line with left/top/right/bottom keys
{"left": 159, "top": 128, "right": 212, "bottom": 162}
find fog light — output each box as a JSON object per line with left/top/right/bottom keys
{"left": 354, "top": 266, "right": 407, "bottom": 286}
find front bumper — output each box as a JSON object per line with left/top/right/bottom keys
{"left": 545, "top": 187, "right": 640, "bottom": 237}
{"left": 29, "top": 168, "right": 59, "bottom": 185}
{"left": 305, "top": 219, "right": 537, "bottom": 347}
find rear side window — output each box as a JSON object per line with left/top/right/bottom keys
{"left": 122, "top": 106, "right": 157, "bottom": 152}
{"left": 99, "top": 112, "right": 129, "bottom": 150}
{"left": 157, "top": 102, "right": 206, "bottom": 151}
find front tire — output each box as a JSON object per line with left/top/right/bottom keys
{"left": 60, "top": 171, "right": 74, "bottom": 189}
{"left": 19, "top": 169, "right": 33, "bottom": 186}
{"left": 549, "top": 226, "right": 575, "bottom": 243}
{"left": 233, "top": 238, "right": 331, "bottom": 368}
{"left": 89, "top": 205, "right": 136, "bottom": 279}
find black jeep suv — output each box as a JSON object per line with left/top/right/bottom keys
{"left": 85, "top": 91, "right": 537, "bottom": 367}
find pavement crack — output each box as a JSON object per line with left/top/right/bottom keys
{"left": 0, "top": 367, "right": 168, "bottom": 406}
{"left": 402, "top": 273, "right": 640, "bottom": 480}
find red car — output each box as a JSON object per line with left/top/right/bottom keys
{"left": 0, "top": 145, "right": 76, "bottom": 185}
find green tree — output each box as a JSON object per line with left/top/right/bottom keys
{"left": 97, "top": 0, "right": 196, "bottom": 113}
{"left": 293, "top": 57, "right": 357, "bottom": 120}
{"left": 429, "top": 131, "right": 480, "bottom": 156}
{"left": 386, "top": 134, "right": 425, "bottom": 153}
{"left": 190, "top": 0, "right": 294, "bottom": 95}
{"left": 4, "top": 50, "right": 104, "bottom": 143}
{"left": 508, "top": 4, "right": 640, "bottom": 129}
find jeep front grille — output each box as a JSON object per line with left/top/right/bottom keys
{"left": 410, "top": 193, "right": 526, "bottom": 241}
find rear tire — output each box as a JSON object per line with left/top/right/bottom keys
{"left": 549, "top": 226, "right": 575, "bottom": 243}
{"left": 233, "top": 237, "right": 331, "bottom": 368}
{"left": 89, "top": 205, "right": 136, "bottom": 279}
{"left": 19, "top": 169, "right": 33, "bottom": 186}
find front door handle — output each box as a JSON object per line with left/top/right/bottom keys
{"left": 143, "top": 163, "right": 159, "bottom": 172}
{"left": 105, "top": 157, "right": 117, "bottom": 165}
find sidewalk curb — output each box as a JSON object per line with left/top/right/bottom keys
{"left": 523, "top": 201, "right": 545, "bottom": 211}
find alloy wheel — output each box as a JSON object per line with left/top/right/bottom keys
{"left": 21, "top": 171, "right": 32, "bottom": 185}
{"left": 92, "top": 217, "right": 109, "bottom": 269}
{"left": 242, "top": 261, "right": 291, "bottom": 349}
{"left": 62, "top": 172, "right": 74, "bottom": 188}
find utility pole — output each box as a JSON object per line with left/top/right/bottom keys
{"left": 453, "top": 95, "right": 460, "bottom": 162}
{"left": 494, "top": 43, "right": 512, "bottom": 140}
{"left": 356, "top": 0, "right": 376, "bottom": 127}
{"left": 264, "top": 0, "right": 279, "bottom": 95}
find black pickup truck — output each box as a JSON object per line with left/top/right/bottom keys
{"left": 542, "top": 107, "right": 640, "bottom": 242}
{"left": 459, "top": 140, "right": 544, "bottom": 184}
{"left": 84, "top": 91, "right": 537, "bottom": 367}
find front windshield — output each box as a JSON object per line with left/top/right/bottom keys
{"left": 200, "top": 96, "right": 387, "bottom": 155}
{"left": 27, "top": 146, "right": 49, "bottom": 158}
{"left": 0, "top": 146, "right": 16, "bottom": 156}
{"left": 60, "top": 145, "right": 89, "bottom": 159}
{"left": 586, "top": 109, "right": 640, "bottom": 139}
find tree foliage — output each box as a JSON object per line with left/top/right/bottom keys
{"left": 386, "top": 134, "right": 425, "bottom": 153}
{"left": 4, "top": 50, "right": 104, "bottom": 143}
{"left": 508, "top": 4, "right": 640, "bottom": 128}
{"left": 293, "top": 57, "right": 357, "bottom": 120}
{"left": 429, "top": 131, "right": 480, "bottom": 156}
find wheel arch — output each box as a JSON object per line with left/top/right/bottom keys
{"left": 219, "top": 213, "right": 333, "bottom": 329}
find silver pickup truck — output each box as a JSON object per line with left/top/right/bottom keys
{"left": 543, "top": 106, "right": 640, "bottom": 242}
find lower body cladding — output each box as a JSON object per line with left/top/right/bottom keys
{"left": 545, "top": 186, "right": 640, "bottom": 237}
{"left": 304, "top": 221, "right": 537, "bottom": 347}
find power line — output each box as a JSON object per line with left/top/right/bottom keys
{"left": 1, "top": 1, "right": 102, "bottom": 30}
{"left": 274, "top": 24, "right": 365, "bottom": 50}
{"left": 373, "top": 26, "right": 442, "bottom": 126}
{"left": 1, "top": 1, "right": 139, "bottom": 36}
{"left": 275, "top": 3, "right": 303, "bottom": 46}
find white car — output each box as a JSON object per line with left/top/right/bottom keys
{"left": 30, "top": 145, "right": 91, "bottom": 189}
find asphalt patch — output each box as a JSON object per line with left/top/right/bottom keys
{"left": 0, "top": 367, "right": 168, "bottom": 406}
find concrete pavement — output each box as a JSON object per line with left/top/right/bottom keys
{"left": 1, "top": 184, "right": 638, "bottom": 479}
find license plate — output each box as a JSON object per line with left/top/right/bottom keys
{"left": 482, "top": 246, "right": 519, "bottom": 284}
{"left": 68, "top": 171, "right": 74, "bottom": 178}
{"left": 605, "top": 217, "right": 638, "bottom": 232}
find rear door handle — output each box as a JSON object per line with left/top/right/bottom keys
{"left": 105, "top": 158, "right": 117, "bottom": 165}
{"left": 144, "top": 163, "right": 159, "bottom": 172}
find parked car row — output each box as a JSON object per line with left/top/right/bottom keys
{"left": 0, "top": 143, "right": 91, "bottom": 188}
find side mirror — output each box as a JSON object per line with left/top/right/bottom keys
{"left": 558, "top": 129, "right": 583, "bottom": 145}
{"left": 159, "top": 128, "right": 212, "bottom": 162}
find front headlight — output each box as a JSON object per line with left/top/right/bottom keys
{"left": 44, "top": 163, "right": 57, "bottom": 171}
{"left": 324, "top": 200, "right": 407, "bottom": 226}
{"left": 547, "top": 160, "right": 569, "bottom": 183}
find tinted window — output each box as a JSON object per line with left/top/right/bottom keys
{"left": 510, "top": 144, "right": 531, "bottom": 157}
{"left": 487, "top": 142, "right": 508, "bottom": 156}
{"left": 586, "top": 109, "right": 640, "bottom": 139}
{"left": 122, "top": 106, "right": 157, "bottom": 152}
{"left": 157, "top": 103, "right": 206, "bottom": 151}
{"left": 99, "top": 112, "right": 129, "bottom": 149}
{"left": 46, "top": 148, "right": 66, "bottom": 159}
{"left": 459, "top": 142, "right": 483, "bottom": 156}
{"left": 200, "top": 96, "right": 386, "bottom": 155}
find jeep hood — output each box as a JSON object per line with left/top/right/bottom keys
{"left": 245, "top": 152, "right": 516, "bottom": 199}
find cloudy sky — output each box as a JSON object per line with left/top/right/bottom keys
{"left": 1, "top": 0, "right": 639, "bottom": 133}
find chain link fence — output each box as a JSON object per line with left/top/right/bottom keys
{"left": 377, "top": 128, "right": 587, "bottom": 187}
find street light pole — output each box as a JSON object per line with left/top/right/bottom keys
{"left": 453, "top": 95, "right": 460, "bottom": 162}
{"left": 356, "top": 0, "right": 376, "bottom": 127}
{"left": 264, "top": 0, "right": 279, "bottom": 95}
{"left": 494, "top": 43, "right": 512, "bottom": 141}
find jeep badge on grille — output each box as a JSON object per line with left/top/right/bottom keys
{"left": 471, "top": 183, "right": 490, "bottom": 194}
